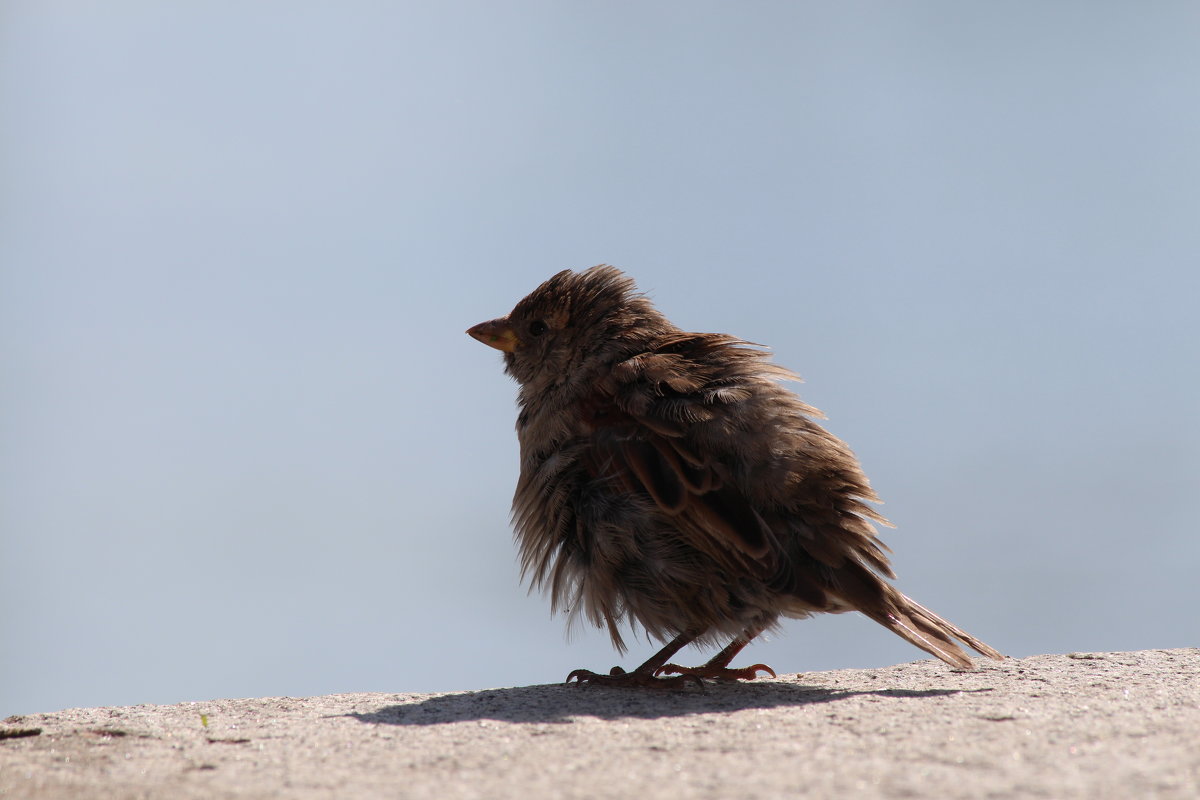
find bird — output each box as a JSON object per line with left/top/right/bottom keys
{"left": 467, "top": 265, "right": 1002, "bottom": 687}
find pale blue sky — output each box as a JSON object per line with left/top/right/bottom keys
{"left": 3, "top": 2, "right": 1198, "bottom": 716}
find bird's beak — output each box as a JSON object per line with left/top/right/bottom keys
{"left": 467, "top": 317, "right": 519, "bottom": 352}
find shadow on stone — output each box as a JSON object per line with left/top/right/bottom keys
{"left": 349, "top": 681, "right": 974, "bottom": 726}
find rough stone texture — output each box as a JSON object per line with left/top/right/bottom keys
{"left": 2, "top": 649, "right": 1197, "bottom": 799}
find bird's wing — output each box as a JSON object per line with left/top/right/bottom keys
{"left": 580, "top": 335, "right": 788, "bottom": 572}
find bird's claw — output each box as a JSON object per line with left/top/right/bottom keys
{"left": 564, "top": 668, "right": 704, "bottom": 689}
{"left": 655, "top": 662, "right": 777, "bottom": 681}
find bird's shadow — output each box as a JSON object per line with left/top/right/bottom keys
{"left": 349, "top": 680, "right": 978, "bottom": 726}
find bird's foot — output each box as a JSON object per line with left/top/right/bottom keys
{"left": 655, "top": 662, "right": 777, "bottom": 681}
{"left": 564, "top": 665, "right": 704, "bottom": 690}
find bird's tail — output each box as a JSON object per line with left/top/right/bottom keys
{"left": 872, "top": 588, "right": 1003, "bottom": 668}
{"left": 831, "top": 563, "right": 1004, "bottom": 668}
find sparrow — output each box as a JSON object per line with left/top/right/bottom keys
{"left": 468, "top": 265, "right": 1002, "bottom": 687}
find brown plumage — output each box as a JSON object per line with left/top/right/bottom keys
{"left": 468, "top": 266, "right": 1002, "bottom": 687}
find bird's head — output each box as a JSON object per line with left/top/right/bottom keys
{"left": 467, "top": 265, "right": 670, "bottom": 393}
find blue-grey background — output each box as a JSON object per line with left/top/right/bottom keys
{"left": 3, "top": 3, "right": 1197, "bottom": 717}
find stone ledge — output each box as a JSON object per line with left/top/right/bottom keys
{"left": 2, "top": 649, "right": 1197, "bottom": 799}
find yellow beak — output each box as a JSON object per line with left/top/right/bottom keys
{"left": 467, "top": 317, "right": 519, "bottom": 352}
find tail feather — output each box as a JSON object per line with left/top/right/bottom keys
{"left": 868, "top": 586, "right": 1004, "bottom": 668}
{"left": 828, "top": 562, "right": 1004, "bottom": 668}
{"left": 899, "top": 593, "right": 1004, "bottom": 662}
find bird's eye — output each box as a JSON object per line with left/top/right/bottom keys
{"left": 528, "top": 320, "right": 548, "bottom": 337}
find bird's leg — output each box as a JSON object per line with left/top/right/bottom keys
{"left": 656, "top": 626, "right": 776, "bottom": 681}
{"left": 565, "top": 629, "right": 705, "bottom": 688}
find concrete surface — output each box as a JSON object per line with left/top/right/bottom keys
{"left": 1, "top": 649, "right": 1196, "bottom": 799}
